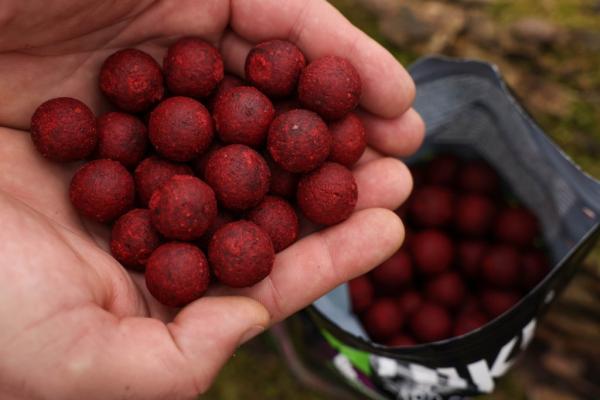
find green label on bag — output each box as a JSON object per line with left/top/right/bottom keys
{"left": 322, "top": 330, "right": 371, "bottom": 375}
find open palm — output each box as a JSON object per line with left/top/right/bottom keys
{"left": 0, "top": 1, "right": 424, "bottom": 399}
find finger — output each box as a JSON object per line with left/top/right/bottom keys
{"left": 354, "top": 157, "right": 413, "bottom": 211}
{"left": 229, "top": 0, "right": 415, "bottom": 118}
{"left": 213, "top": 208, "right": 404, "bottom": 322}
{"left": 358, "top": 108, "right": 425, "bottom": 157}
{"left": 219, "top": 30, "right": 252, "bottom": 78}
{"left": 355, "top": 146, "right": 383, "bottom": 166}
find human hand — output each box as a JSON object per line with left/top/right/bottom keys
{"left": 0, "top": 1, "right": 424, "bottom": 399}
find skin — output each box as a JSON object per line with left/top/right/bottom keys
{"left": 0, "top": 1, "right": 424, "bottom": 399}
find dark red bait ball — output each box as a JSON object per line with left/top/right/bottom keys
{"left": 110, "top": 209, "right": 162, "bottom": 270}
{"left": 268, "top": 109, "right": 332, "bottom": 173}
{"left": 426, "top": 154, "right": 460, "bottom": 186}
{"left": 245, "top": 39, "right": 306, "bottom": 98}
{"left": 481, "top": 245, "right": 520, "bottom": 288}
{"left": 495, "top": 206, "right": 540, "bottom": 247}
{"left": 363, "top": 299, "right": 404, "bottom": 342}
{"left": 457, "top": 240, "right": 488, "bottom": 278}
{"left": 455, "top": 194, "right": 497, "bottom": 236}
{"left": 266, "top": 155, "right": 299, "bottom": 199}
{"left": 299, "top": 55, "right": 361, "bottom": 120}
{"left": 386, "top": 335, "right": 417, "bottom": 347}
{"left": 349, "top": 276, "right": 374, "bottom": 314}
{"left": 297, "top": 162, "right": 358, "bottom": 226}
{"left": 370, "top": 250, "right": 413, "bottom": 292}
{"left": 328, "top": 113, "right": 367, "bottom": 167}
{"left": 247, "top": 196, "right": 299, "bottom": 252}
{"left": 145, "top": 243, "right": 210, "bottom": 307}
{"left": 425, "top": 271, "right": 467, "bottom": 310}
{"left": 453, "top": 309, "right": 489, "bottom": 337}
{"left": 521, "top": 249, "right": 550, "bottom": 289}
{"left": 192, "top": 141, "right": 223, "bottom": 179}
{"left": 208, "top": 221, "right": 275, "bottom": 288}
{"left": 149, "top": 96, "right": 214, "bottom": 162}
{"left": 149, "top": 175, "right": 217, "bottom": 241}
{"left": 69, "top": 159, "right": 134, "bottom": 222}
{"left": 409, "top": 185, "right": 454, "bottom": 228}
{"left": 30, "top": 97, "right": 97, "bottom": 162}
{"left": 207, "top": 74, "right": 244, "bottom": 111}
{"left": 134, "top": 156, "right": 193, "bottom": 206}
{"left": 397, "top": 290, "right": 423, "bottom": 317}
{"left": 410, "top": 230, "right": 454, "bottom": 275}
{"left": 458, "top": 159, "right": 500, "bottom": 195}
{"left": 196, "top": 212, "right": 235, "bottom": 251}
{"left": 213, "top": 86, "right": 275, "bottom": 147}
{"left": 410, "top": 302, "right": 452, "bottom": 343}
{"left": 204, "top": 144, "right": 271, "bottom": 210}
{"left": 96, "top": 112, "right": 147, "bottom": 168}
{"left": 99, "top": 48, "right": 164, "bottom": 113}
{"left": 481, "top": 289, "right": 520, "bottom": 318}
{"left": 163, "top": 37, "right": 224, "bottom": 98}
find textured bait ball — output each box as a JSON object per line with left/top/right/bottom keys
{"left": 204, "top": 144, "right": 271, "bottom": 210}
{"left": 96, "top": 112, "right": 147, "bottom": 168}
{"left": 134, "top": 156, "right": 193, "bottom": 206}
{"left": 207, "top": 74, "right": 244, "bottom": 111}
{"left": 297, "top": 162, "right": 358, "bottom": 226}
{"left": 328, "top": 113, "right": 367, "bottom": 167}
{"left": 30, "top": 97, "right": 97, "bottom": 162}
{"left": 99, "top": 48, "right": 164, "bottom": 113}
{"left": 247, "top": 196, "right": 299, "bottom": 252}
{"left": 192, "top": 141, "right": 223, "bottom": 179}
{"left": 245, "top": 39, "right": 306, "bottom": 98}
{"left": 213, "top": 86, "right": 275, "bottom": 147}
{"left": 69, "top": 159, "right": 135, "bottom": 222}
{"left": 145, "top": 243, "right": 210, "bottom": 307}
{"left": 196, "top": 212, "right": 235, "bottom": 251}
{"left": 149, "top": 175, "right": 217, "bottom": 241}
{"left": 149, "top": 96, "right": 214, "bottom": 162}
{"left": 163, "top": 37, "right": 224, "bottom": 98}
{"left": 298, "top": 55, "right": 361, "bottom": 120}
{"left": 268, "top": 109, "right": 332, "bottom": 173}
{"left": 208, "top": 221, "right": 275, "bottom": 288}
{"left": 110, "top": 209, "right": 162, "bottom": 270}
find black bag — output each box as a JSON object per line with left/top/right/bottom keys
{"left": 278, "top": 57, "right": 600, "bottom": 400}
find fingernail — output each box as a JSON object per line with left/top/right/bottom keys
{"left": 239, "top": 325, "right": 265, "bottom": 345}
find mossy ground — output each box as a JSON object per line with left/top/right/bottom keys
{"left": 204, "top": 1, "right": 600, "bottom": 398}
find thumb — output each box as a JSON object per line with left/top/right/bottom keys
{"left": 167, "top": 296, "right": 270, "bottom": 389}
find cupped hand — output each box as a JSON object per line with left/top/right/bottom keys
{"left": 0, "top": 1, "right": 424, "bottom": 399}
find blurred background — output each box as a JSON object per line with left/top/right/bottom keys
{"left": 204, "top": 1, "right": 600, "bottom": 399}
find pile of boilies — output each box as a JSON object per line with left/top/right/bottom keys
{"left": 349, "top": 154, "right": 550, "bottom": 346}
{"left": 30, "top": 38, "right": 366, "bottom": 307}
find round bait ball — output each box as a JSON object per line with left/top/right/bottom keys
{"left": 69, "top": 159, "right": 135, "bottom": 222}
{"left": 247, "top": 196, "right": 299, "bottom": 252}
{"left": 149, "top": 175, "right": 217, "bottom": 241}
{"left": 99, "top": 48, "right": 164, "bottom": 113}
{"left": 268, "top": 109, "right": 332, "bottom": 173}
{"left": 149, "top": 96, "right": 214, "bottom": 162}
{"left": 204, "top": 144, "right": 271, "bottom": 211}
{"left": 30, "top": 97, "right": 97, "bottom": 162}
{"left": 298, "top": 55, "right": 361, "bottom": 120}
{"left": 163, "top": 37, "right": 224, "bottom": 98}
{"left": 208, "top": 221, "right": 275, "bottom": 288}
{"left": 145, "top": 243, "right": 210, "bottom": 307}
{"left": 328, "top": 113, "right": 366, "bottom": 167}
{"left": 245, "top": 39, "right": 306, "bottom": 98}
{"left": 110, "top": 209, "right": 162, "bottom": 270}
{"left": 297, "top": 162, "right": 357, "bottom": 226}
{"left": 134, "top": 156, "right": 193, "bottom": 206}
{"left": 96, "top": 112, "right": 147, "bottom": 168}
